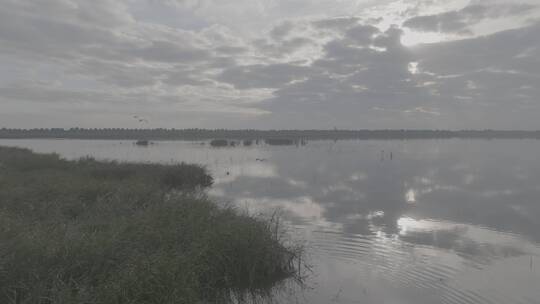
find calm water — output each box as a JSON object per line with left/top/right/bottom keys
{"left": 2, "top": 139, "right": 540, "bottom": 304}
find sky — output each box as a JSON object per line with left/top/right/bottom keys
{"left": 0, "top": 0, "right": 539, "bottom": 130}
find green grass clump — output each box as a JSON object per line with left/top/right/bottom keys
{"left": 0, "top": 146, "right": 303, "bottom": 304}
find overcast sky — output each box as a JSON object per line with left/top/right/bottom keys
{"left": 0, "top": 0, "right": 539, "bottom": 129}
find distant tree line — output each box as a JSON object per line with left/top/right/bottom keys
{"left": 1, "top": 128, "right": 540, "bottom": 140}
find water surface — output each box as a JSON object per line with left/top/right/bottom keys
{"left": 2, "top": 139, "right": 540, "bottom": 304}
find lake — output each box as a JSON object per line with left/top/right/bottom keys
{"left": 1, "top": 138, "right": 540, "bottom": 304}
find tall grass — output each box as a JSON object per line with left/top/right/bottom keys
{"left": 0, "top": 146, "right": 304, "bottom": 304}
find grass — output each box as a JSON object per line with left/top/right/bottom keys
{"left": 0, "top": 146, "right": 304, "bottom": 304}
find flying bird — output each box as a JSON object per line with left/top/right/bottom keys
{"left": 132, "top": 115, "right": 149, "bottom": 124}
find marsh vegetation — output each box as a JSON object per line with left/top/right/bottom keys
{"left": 0, "top": 146, "right": 304, "bottom": 304}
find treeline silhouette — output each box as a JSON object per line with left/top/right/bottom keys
{"left": 1, "top": 128, "right": 540, "bottom": 140}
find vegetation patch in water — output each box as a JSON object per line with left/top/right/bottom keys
{"left": 0, "top": 146, "right": 304, "bottom": 304}
{"left": 210, "top": 139, "right": 229, "bottom": 147}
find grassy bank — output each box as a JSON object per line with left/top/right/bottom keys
{"left": 0, "top": 146, "right": 303, "bottom": 304}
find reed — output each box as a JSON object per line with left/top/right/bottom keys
{"left": 0, "top": 146, "right": 304, "bottom": 304}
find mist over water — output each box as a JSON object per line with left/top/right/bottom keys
{"left": 2, "top": 138, "right": 540, "bottom": 304}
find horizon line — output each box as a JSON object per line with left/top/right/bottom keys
{"left": 2, "top": 128, "right": 540, "bottom": 132}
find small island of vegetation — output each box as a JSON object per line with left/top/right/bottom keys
{"left": 0, "top": 146, "right": 303, "bottom": 304}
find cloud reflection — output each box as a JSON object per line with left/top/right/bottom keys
{"left": 213, "top": 139, "right": 540, "bottom": 259}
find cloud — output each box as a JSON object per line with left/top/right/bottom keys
{"left": 129, "top": 40, "right": 211, "bottom": 63}
{"left": 345, "top": 25, "right": 380, "bottom": 45}
{"left": 0, "top": 0, "right": 539, "bottom": 128}
{"left": 403, "top": 3, "right": 538, "bottom": 34}
{"left": 413, "top": 22, "right": 540, "bottom": 104}
{"left": 246, "top": 16, "right": 539, "bottom": 129}
{"left": 312, "top": 16, "right": 362, "bottom": 31}
{"left": 218, "top": 63, "right": 314, "bottom": 89}
{"left": 404, "top": 107, "right": 441, "bottom": 116}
